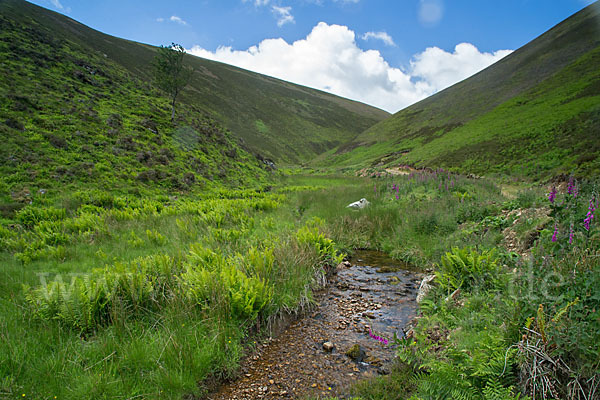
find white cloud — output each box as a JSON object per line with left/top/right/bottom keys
{"left": 418, "top": 0, "right": 443, "bottom": 26}
{"left": 188, "top": 22, "right": 512, "bottom": 113}
{"left": 49, "top": 0, "right": 70, "bottom": 12}
{"left": 50, "top": 0, "right": 63, "bottom": 9}
{"left": 156, "top": 16, "right": 188, "bottom": 25}
{"left": 243, "top": 1, "right": 294, "bottom": 27}
{"left": 410, "top": 43, "right": 513, "bottom": 92}
{"left": 361, "top": 31, "right": 396, "bottom": 47}
{"left": 271, "top": 6, "right": 294, "bottom": 27}
{"left": 170, "top": 15, "right": 188, "bottom": 25}
{"left": 243, "top": 0, "right": 271, "bottom": 5}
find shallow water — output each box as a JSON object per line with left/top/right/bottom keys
{"left": 210, "top": 250, "right": 421, "bottom": 399}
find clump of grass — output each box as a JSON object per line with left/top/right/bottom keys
{"left": 1, "top": 184, "right": 348, "bottom": 399}
{"left": 290, "top": 171, "right": 506, "bottom": 268}
{"left": 349, "top": 362, "right": 417, "bottom": 400}
{"left": 384, "top": 179, "right": 600, "bottom": 400}
{"left": 397, "top": 248, "right": 524, "bottom": 399}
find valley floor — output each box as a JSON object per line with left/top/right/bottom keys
{"left": 0, "top": 172, "right": 598, "bottom": 400}
{"left": 210, "top": 250, "right": 420, "bottom": 400}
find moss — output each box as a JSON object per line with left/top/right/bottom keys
{"left": 345, "top": 344, "right": 365, "bottom": 362}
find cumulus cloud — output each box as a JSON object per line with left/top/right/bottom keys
{"left": 411, "top": 43, "right": 513, "bottom": 92}
{"left": 170, "top": 15, "right": 188, "bottom": 25}
{"left": 156, "top": 15, "right": 188, "bottom": 25}
{"left": 271, "top": 6, "right": 294, "bottom": 27}
{"left": 188, "top": 22, "right": 511, "bottom": 112}
{"left": 418, "top": 0, "right": 443, "bottom": 26}
{"left": 361, "top": 31, "right": 396, "bottom": 46}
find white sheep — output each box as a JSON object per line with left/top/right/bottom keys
{"left": 346, "top": 198, "right": 370, "bottom": 210}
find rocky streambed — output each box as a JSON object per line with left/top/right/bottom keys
{"left": 209, "top": 250, "right": 422, "bottom": 400}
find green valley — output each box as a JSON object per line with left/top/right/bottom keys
{"left": 0, "top": 1, "right": 598, "bottom": 399}
{"left": 325, "top": 3, "right": 600, "bottom": 179}
{"left": 0, "top": 0, "right": 389, "bottom": 165}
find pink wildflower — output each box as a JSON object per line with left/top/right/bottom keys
{"left": 584, "top": 198, "right": 595, "bottom": 231}
{"left": 567, "top": 177, "right": 575, "bottom": 195}
{"left": 569, "top": 225, "right": 574, "bottom": 245}
{"left": 548, "top": 186, "right": 557, "bottom": 203}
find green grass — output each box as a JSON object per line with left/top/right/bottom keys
{"left": 325, "top": 2, "right": 600, "bottom": 179}
{"left": 1, "top": 169, "right": 598, "bottom": 399}
{"left": 254, "top": 119, "right": 270, "bottom": 135}
{"left": 286, "top": 172, "right": 507, "bottom": 267}
{"left": 313, "top": 176, "right": 600, "bottom": 400}
{"left": 0, "top": 188, "right": 343, "bottom": 399}
{"left": 347, "top": 362, "right": 417, "bottom": 400}
{"left": 0, "top": 0, "right": 388, "bottom": 166}
{"left": 0, "top": 172, "right": 503, "bottom": 398}
{"left": 1, "top": 1, "right": 599, "bottom": 399}
{"left": 0, "top": 3, "right": 277, "bottom": 203}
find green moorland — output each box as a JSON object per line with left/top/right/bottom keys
{"left": 0, "top": 4, "right": 276, "bottom": 198}
{"left": 332, "top": 177, "right": 600, "bottom": 400}
{"left": 322, "top": 2, "right": 600, "bottom": 179}
{"left": 0, "top": 0, "right": 389, "bottom": 165}
{"left": 0, "top": 170, "right": 598, "bottom": 399}
{"left": 0, "top": 1, "right": 598, "bottom": 399}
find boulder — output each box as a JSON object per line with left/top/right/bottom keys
{"left": 345, "top": 344, "right": 366, "bottom": 362}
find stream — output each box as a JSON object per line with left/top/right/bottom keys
{"left": 209, "top": 250, "right": 422, "bottom": 399}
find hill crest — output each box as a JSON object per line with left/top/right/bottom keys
{"left": 1, "top": 0, "right": 389, "bottom": 164}
{"left": 326, "top": 2, "right": 600, "bottom": 179}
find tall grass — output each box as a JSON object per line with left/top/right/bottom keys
{"left": 0, "top": 187, "right": 344, "bottom": 399}
{"left": 3, "top": 173, "right": 595, "bottom": 400}
{"left": 289, "top": 171, "right": 506, "bottom": 268}
{"left": 312, "top": 175, "right": 598, "bottom": 400}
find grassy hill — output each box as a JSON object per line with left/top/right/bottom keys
{"left": 0, "top": 2, "right": 598, "bottom": 399}
{"left": 325, "top": 2, "right": 600, "bottom": 179}
{"left": 0, "top": 0, "right": 388, "bottom": 165}
{"left": 0, "top": 3, "right": 281, "bottom": 210}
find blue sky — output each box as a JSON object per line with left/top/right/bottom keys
{"left": 29, "top": 0, "right": 596, "bottom": 112}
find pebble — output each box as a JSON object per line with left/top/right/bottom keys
{"left": 210, "top": 252, "right": 418, "bottom": 400}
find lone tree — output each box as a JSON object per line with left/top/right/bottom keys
{"left": 152, "top": 43, "right": 192, "bottom": 122}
